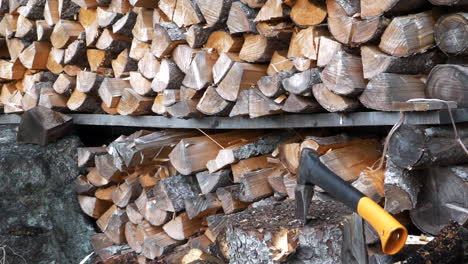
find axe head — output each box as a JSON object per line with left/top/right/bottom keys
{"left": 295, "top": 184, "right": 315, "bottom": 224}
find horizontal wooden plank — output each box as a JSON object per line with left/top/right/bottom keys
{"left": 1, "top": 109, "right": 468, "bottom": 129}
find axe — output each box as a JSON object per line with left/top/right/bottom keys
{"left": 295, "top": 148, "right": 408, "bottom": 255}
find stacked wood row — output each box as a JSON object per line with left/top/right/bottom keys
{"left": 0, "top": 0, "right": 467, "bottom": 117}
{"left": 77, "top": 127, "right": 468, "bottom": 263}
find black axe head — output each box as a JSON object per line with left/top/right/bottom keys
{"left": 294, "top": 148, "right": 319, "bottom": 224}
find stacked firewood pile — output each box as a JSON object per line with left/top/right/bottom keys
{"left": 76, "top": 128, "right": 468, "bottom": 263}
{"left": 0, "top": 0, "right": 467, "bottom": 118}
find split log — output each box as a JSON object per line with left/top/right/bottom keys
{"left": 0, "top": 14, "right": 18, "bottom": 38}
{"left": 129, "top": 39, "right": 150, "bottom": 61}
{"left": 207, "top": 131, "right": 291, "bottom": 173}
{"left": 18, "top": 41, "right": 51, "bottom": 70}
{"left": 267, "top": 167, "right": 288, "bottom": 196}
{"left": 112, "top": 176, "right": 143, "bottom": 208}
{"left": 77, "top": 146, "right": 107, "bottom": 167}
{"left": 97, "top": 7, "right": 123, "bottom": 28}
{"left": 169, "top": 131, "right": 257, "bottom": 175}
{"left": 184, "top": 193, "right": 222, "bottom": 219}
{"left": 317, "top": 36, "right": 342, "bottom": 67}
{"left": 359, "top": 73, "right": 426, "bottom": 111}
{"left": 255, "top": 0, "right": 291, "bottom": 22}
{"left": 97, "top": 205, "right": 129, "bottom": 244}
{"left": 96, "top": 29, "right": 131, "bottom": 53}
{"left": 185, "top": 24, "right": 214, "bottom": 49}
{"left": 138, "top": 52, "right": 160, "bottom": 80}
{"left": 257, "top": 70, "right": 293, "bottom": 98}
{"left": 204, "top": 31, "right": 244, "bottom": 54}
{"left": 95, "top": 186, "right": 117, "bottom": 202}
{"left": 327, "top": 0, "right": 386, "bottom": 47}
{"left": 196, "top": 86, "right": 233, "bottom": 116}
{"left": 58, "top": 0, "right": 80, "bottom": 19}
{"left": 312, "top": 83, "right": 360, "bottom": 112}
{"left": 98, "top": 78, "right": 129, "bottom": 108}
{"left": 107, "top": 129, "right": 197, "bottom": 169}
{"left": 229, "top": 89, "right": 250, "bottom": 117}
{"left": 170, "top": 0, "right": 205, "bottom": 28}
{"left": 172, "top": 44, "right": 195, "bottom": 74}
{"left": 75, "top": 175, "right": 97, "bottom": 195}
{"left": 46, "top": 48, "right": 64, "bottom": 74}
{"left": 182, "top": 50, "right": 218, "bottom": 90}
{"left": 267, "top": 50, "right": 294, "bottom": 76}
{"left": 131, "top": 8, "right": 152, "bottom": 41}
{"left": 435, "top": 13, "right": 468, "bottom": 57}
{"left": 212, "top": 52, "right": 241, "bottom": 85}
{"left": 17, "top": 106, "right": 73, "bottom": 145}
{"left": 426, "top": 64, "right": 468, "bottom": 107}
{"left": 148, "top": 174, "right": 201, "bottom": 212}
{"left": 282, "top": 68, "right": 321, "bottom": 95}
{"left": 197, "top": 0, "right": 232, "bottom": 27}
{"left": 0, "top": 59, "right": 26, "bottom": 80}
{"left": 95, "top": 154, "right": 123, "bottom": 182}
{"left": 87, "top": 167, "right": 109, "bottom": 187}
{"left": 117, "top": 88, "right": 153, "bottom": 115}
{"left": 321, "top": 51, "right": 365, "bottom": 96}
{"left": 282, "top": 94, "right": 322, "bottom": 113}
{"left": 410, "top": 165, "right": 467, "bottom": 235}
{"left": 227, "top": 1, "right": 258, "bottom": 34}
{"left": 3, "top": 90, "right": 24, "bottom": 114}
{"left": 256, "top": 21, "right": 294, "bottom": 40}
{"left": 238, "top": 167, "right": 275, "bottom": 202}
{"left": 288, "top": 26, "right": 327, "bottom": 61}
{"left": 67, "top": 89, "right": 100, "bottom": 112}
{"left": 6, "top": 38, "right": 28, "bottom": 62}
{"left": 90, "top": 233, "right": 132, "bottom": 261}
{"left": 216, "top": 185, "right": 249, "bottom": 214}
{"left": 38, "top": 88, "right": 69, "bottom": 111}
{"left": 126, "top": 203, "right": 144, "bottom": 225}
{"left": 151, "top": 22, "right": 186, "bottom": 59}
{"left": 384, "top": 161, "right": 420, "bottom": 214}
{"left": 152, "top": 58, "right": 184, "bottom": 92}
{"left": 351, "top": 168, "right": 385, "bottom": 202}
{"left": 196, "top": 169, "right": 233, "bottom": 195}
{"left": 231, "top": 155, "right": 274, "bottom": 183}
{"left": 63, "top": 39, "right": 87, "bottom": 66}
{"left": 239, "top": 34, "right": 289, "bottom": 63}
{"left": 87, "top": 49, "right": 112, "bottom": 73}
{"left": 361, "top": 0, "right": 427, "bottom": 18}
{"left": 50, "top": 20, "right": 84, "bottom": 49}
{"left": 142, "top": 198, "right": 172, "bottom": 226}
{"left": 223, "top": 201, "right": 351, "bottom": 263}
{"left": 141, "top": 231, "right": 183, "bottom": 260}
{"left": 290, "top": 0, "right": 327, "bottom": 27}
{"left": 129, "top": 0, "right": 158, "bottom": 7}
{"left": 388, "top": 125, "right": 468, "bottom": 169}
{"left": 78, "top": 195, "right": 113, "bottom": 218}
{"left": 77, "top": 71, "right": 104, "bottom": 93}
{"left": 361, "top": 46, "right": 446, "bottom": 79}
{"left": 217, "top": 62, "right": 267, "bottom": 102}
{"left": 129, "top": 71, "right": 153, "bottom": 96}
{"left": 162, "top": 89, "right": 180, "bottom": 106}
{"left": 249, "top": 87, "right": 283, "bottom": 118}
{"left": 43, "top": 0, "right": 60, "bottom": 27}
{"left": 112, "top": 49, "right": 138, "bottom": 78}
{"left": 319, "top": 139, "right": 381, "bottom": 182}
{"left": 112, "top": 10, "right": 137, "bottom": 37}
{"left": 379, "top": 11, "right": 436, "bottom": 57}
{"left": 166, "top": 100, "right": 200, "bottom": 118}
{"left": 15, "top": 15, "right": 36, "bottom": 41}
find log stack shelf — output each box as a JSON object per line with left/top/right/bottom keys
{"left": 2, "top": 109, "right": 468, "bottom": 129}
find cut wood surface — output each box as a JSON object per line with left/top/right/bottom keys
{"left": 359, "top": 73, "right": 426, "bottom": 111}
{"left": 312, "top": 83, "right": 360, "bottom": 112}
{"left": 435, "top": 13, "right": 468, "bottom": 56}
{"left": 426, "top": 65, "right": 468, "bottom": 107}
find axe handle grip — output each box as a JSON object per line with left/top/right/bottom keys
{"left": 298, "top": 148, "right": 407, "bottom": 255}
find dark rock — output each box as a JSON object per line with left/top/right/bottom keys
{"left": 0, "top": 125, "right": 95, "bottom": 264}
